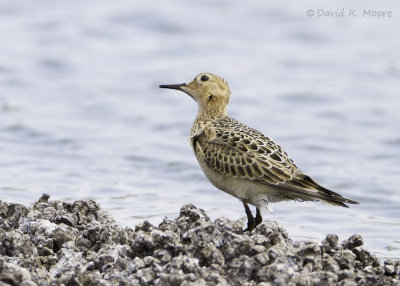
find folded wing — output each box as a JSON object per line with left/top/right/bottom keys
{"left": 196, "top": 117, "right": 359, "bottom": 207}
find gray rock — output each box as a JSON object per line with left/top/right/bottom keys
{"left": 342, "top": 234, "right": 364, "bottom": 250}
{"left": 0, "top": 196, "right": 399, "bottom": 285}
{"left": 0, "top": 261, "right": 37, "bottom": 286}
{"left": 322, "top": 234, "right": 339, "bottom": 254}
{"left": 385, "top": 261, "right": 396, "bottom": 276}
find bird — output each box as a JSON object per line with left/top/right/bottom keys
{"left": 159, "top": 73, "right": 359, "bottom": 232}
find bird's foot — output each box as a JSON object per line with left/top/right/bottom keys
{"left": 242, "top": 203, "right": 263, "bottom": 233}
{"left": 243, "top": 225, "right": 255, "bottom": 233}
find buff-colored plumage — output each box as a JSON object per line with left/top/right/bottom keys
{"left": 160, "top": 73, "right": 359, "bottom": 231}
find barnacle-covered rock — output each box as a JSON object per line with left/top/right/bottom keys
{"left": 0, "top": 196, "right": 398, "bottom": 285}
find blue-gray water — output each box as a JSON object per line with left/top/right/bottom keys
{"left": 1, "top": 0, "right": 399, "bottom": 259}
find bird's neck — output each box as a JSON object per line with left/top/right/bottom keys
{"left": 196, "top": 104, "right": 228, "bottom": 121}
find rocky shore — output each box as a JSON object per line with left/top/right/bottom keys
{"left": 0, "top": 195, "right": 399, "bottom": 285}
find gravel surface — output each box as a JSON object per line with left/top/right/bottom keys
{"left": 0, "top": 195, "right": 399, "bottom": 285}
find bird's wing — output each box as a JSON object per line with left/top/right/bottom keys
{"left": 196, "top": 117, "right": 358, "bottom": 207}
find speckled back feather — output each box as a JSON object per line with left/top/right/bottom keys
{"left": 193, "top": 116, "right": 358, "bottom": 207}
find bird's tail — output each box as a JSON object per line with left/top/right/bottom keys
{"left": 294, "top": 175, "right": 359, "bottom": 208}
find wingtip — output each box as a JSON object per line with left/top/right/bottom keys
{"left": 345, "top": 198, "right": 360, "bottom": 205}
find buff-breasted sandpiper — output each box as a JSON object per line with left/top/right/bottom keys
{"left": 160, "top": 73, "right": 359, "bottom": 232}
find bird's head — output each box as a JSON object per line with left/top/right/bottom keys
{"left": 160, "top": 73, "right": 231, "bottom": 118}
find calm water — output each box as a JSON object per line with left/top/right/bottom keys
{"left": 1, "top": 0, "right": 399, "bottom": 259}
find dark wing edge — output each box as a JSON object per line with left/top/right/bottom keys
{"left": 255, "top": 174, "right": 359, "bottom": 208}
{"left": 299, "top": 175, "right": 359, "bottom": 206}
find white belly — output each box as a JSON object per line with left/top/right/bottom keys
{"left": 196, "top": 154, "right": 288, "bottom": 211}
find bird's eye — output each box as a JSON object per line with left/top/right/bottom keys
{"left": 200, "top": 75, "right": 209, "bottom": 81}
